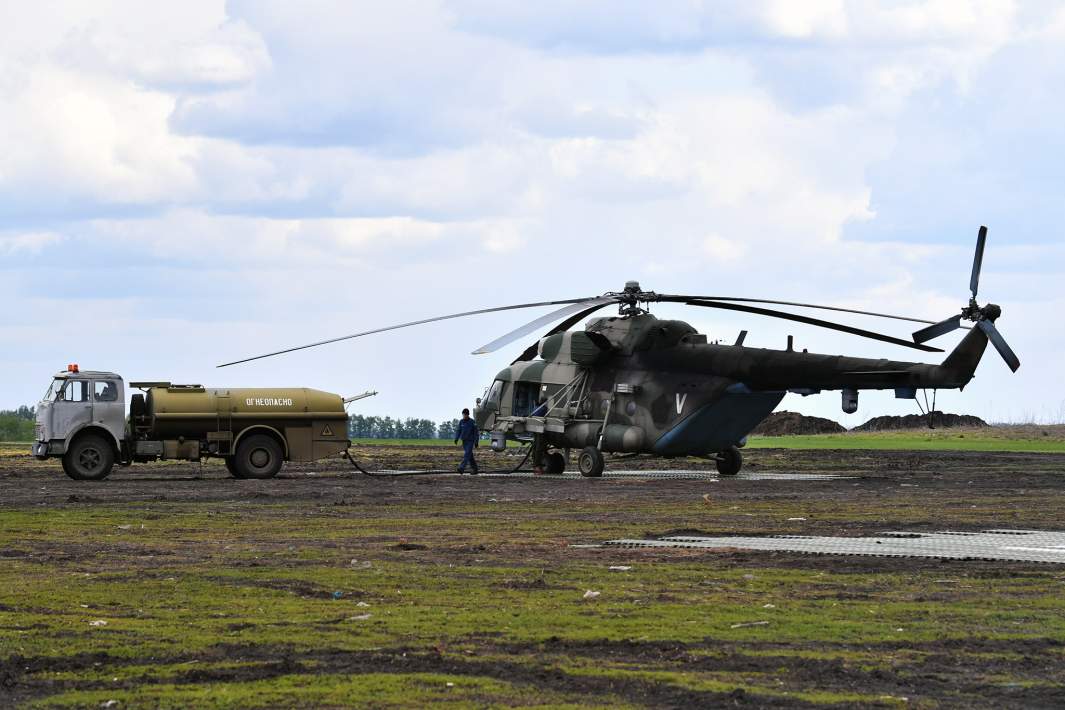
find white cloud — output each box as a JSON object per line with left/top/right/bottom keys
{"left": 758, "top": 0, "right": 848, "bottom": 39}
{"left": 703, "top": 234, "right": 746, "bottom": 263}
{"left": 0, "top": 232, "right": 64, "bottom": 255}
{"left": 0, "top": 1, "right": 1061, "bottom": 427}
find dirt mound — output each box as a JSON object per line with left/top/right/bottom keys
{"left": 751, "top": 411, "right": 845, "bottom": 436}
{"left": 853, "top": 411, "right": 988, "bottom": 431}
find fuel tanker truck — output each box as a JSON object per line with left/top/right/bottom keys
{"left": 32, "top": 366, "right": 353, "bottom": 481}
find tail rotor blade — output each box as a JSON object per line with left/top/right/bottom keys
{"left": 912, "top": 315, "right": 962, "bottom": 344}
{"left": 970, "top": 225, "right": 987, "bottom": 299}
{"left": 977, "top": 319, "right": 1020, "bottom": 372}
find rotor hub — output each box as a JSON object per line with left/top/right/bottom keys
{"left": 961, "top": 299, "right": 1001, "bottom": 323}
{"left": 613, "top": 281, "right": 657, "bottom": 316}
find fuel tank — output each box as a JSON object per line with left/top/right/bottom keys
{"left": 142, "top": 385, "right": 349, "bottom": 460}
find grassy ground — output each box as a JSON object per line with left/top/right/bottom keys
{"left": 4, "top": 494, "right": 1065, "bottom": 707}
{"left": 350, "top": 427, "right": 1065, "bottom": 453}
{"left": 745, "top": 428, "right": 1065, "bottom": 453}
{"left": 3, "top": 445, "right": 1065, "bottom": 707}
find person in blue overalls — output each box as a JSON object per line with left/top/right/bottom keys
{"left": 454, "top": 408, "right": 479, "bottom": 475}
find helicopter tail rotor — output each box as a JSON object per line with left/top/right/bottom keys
{"left": 911, "top": 226, "right": 1019, "bottom": 372}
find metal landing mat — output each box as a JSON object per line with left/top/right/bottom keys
{"left": 482, "top": 470, "right": 853, "bottom": 481}
{"left": 603, "top": 529, "right": 1065, "bottom": 564}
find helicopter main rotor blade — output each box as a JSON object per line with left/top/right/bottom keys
{"left": 679, "top": 299, "right": 943, "bottom": 353}
{"left": 511, "top": 301, "right": 616, "bottom": 364}
{"left": 977, "top": 319, "right": 1020, "bottom": 372}
{"left": 912, "top": 314, "right": 962, "bottom": 344}
{"left": 218, "top": 296, "right": 599, "bottom": 367}
{"left": 658, "top": 295, "right": 937, "bottom": 325}
{"left": 472, "top": 297, "right": 618, "bottom": 355}
{"left": 970, "top": 225, "right": 988, "bottom": 300}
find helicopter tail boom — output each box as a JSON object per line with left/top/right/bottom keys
{"left": 934, "top": 320, "right": 990, "bottom": 388}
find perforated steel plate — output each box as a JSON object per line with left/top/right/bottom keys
{"left": 603, "top": 529, "right": 1065, "bottom": 564}
{"left": 483, "top": 470, "right": 853, "bottom": 481}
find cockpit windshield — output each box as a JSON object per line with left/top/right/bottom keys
{"left": 486, "top": 380, "right": 503, "bottom": 408}
{"left": 43, "top": 379, "right": 65, "bottom": 402}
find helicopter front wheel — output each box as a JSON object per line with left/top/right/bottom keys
{"left": 716, "top": 446, "right": 742, "bottom": 476}
{"left": 578, "top": 447, "right": 605, "bottom": 478}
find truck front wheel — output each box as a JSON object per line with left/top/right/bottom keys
{"left": 62, "top": 435, "right": 115, "bottom": 481}
{"left": 234, "top": 435, "right": 283, "bottom": 480}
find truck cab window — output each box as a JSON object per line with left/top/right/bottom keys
{"left": 61, "top": 380, "right": 88, "bottom": 402}
{"left": 94, "top": 381, "right": 118, "bottom": 402}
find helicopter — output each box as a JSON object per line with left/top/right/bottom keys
{"left": 220, "top": 226, "right": 1018, "bottom": 477}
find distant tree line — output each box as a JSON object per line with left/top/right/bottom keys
{"left": 0, "top": 405, "right": 36, "bottom": 441}
{"left": 348, "top": 415, "right": 464, "bottom": 440}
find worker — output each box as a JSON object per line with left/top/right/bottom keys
{"left": 453, "top": 408, "right": 479, "bottom": 474}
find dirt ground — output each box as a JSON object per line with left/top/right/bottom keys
{"left": 3, "top": 444, "right": 1065, "bottom": 708}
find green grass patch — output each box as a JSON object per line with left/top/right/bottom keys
{"left": 350, "top": 438, "right": 458, "bottom": 447}
{"left": 747, "top": 431, "right": 1065, "bottom": 452}
{"left": 352, "top": 430, "right": 1065, "bottom": 453}
{"left": 4, "top": 500, "right": 1065, "bottom": 706}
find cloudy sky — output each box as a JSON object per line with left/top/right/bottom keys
{"left": 2, "top": 0, "right": 1063, "bottom": 425}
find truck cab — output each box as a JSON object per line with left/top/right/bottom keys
{"left": 34, "top": 366, "right": 126, "bottom": 480}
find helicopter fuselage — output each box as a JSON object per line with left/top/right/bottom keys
{"left": 475, "top": 312, "right": 989, "bottom": 459}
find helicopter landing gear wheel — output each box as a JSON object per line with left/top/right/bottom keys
{"left": 716, "top": 446, "right": 742, "bottom": 476}
{"left": 545, "top": 451, "right": 566, "bottom": 475}
{"left": 578, "top": 446, "right": 605, "bottom": 478}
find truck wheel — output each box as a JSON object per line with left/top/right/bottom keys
{"left": 545, "top": 451, "right": 566, "bottom": 475}
{"left": 234, "top": 435, "right": 283, "bottom": 479}
{"left": 224, "top": 457, "right": 241, "bottom": 478}
{"left": 62, "top": 435, "right": 115, "bottom": 481}
{"left": 577, "top": 446, "right": 605, "bottom": 478}
{"left": 716, "top": 446, "right": 742, "bottom": 476}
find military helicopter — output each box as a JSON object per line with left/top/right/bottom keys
{"left": 220, "top": 226, "right": 1018, "bottom": 477}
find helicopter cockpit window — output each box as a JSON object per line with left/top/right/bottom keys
{"left": 485, "top": 380, "right": 503, "bottom": 410}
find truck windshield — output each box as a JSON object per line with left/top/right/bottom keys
{"left": 43, "top": 379, "right": 65, "bottom": 401}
